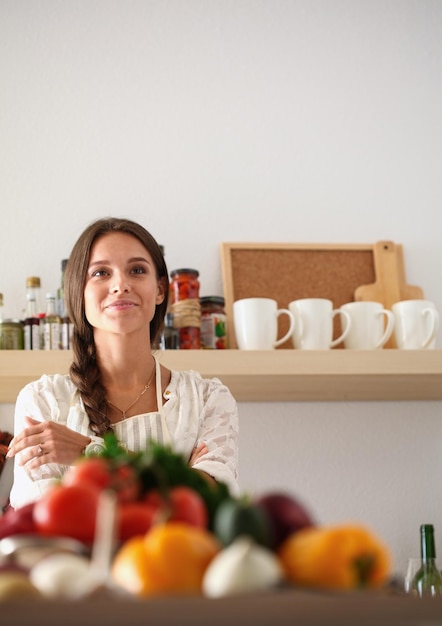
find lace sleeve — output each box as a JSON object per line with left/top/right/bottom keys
{"left": 9, "top": 377, "right": 69, "bottom": 509}
{"left": 190, "top": 376, "right": 240, "bottom": 496}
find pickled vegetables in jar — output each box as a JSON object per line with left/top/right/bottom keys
{"left": 170, "top": 269, "right": 201, "bottom": 349}
{"left": 200, "top": 296, "right": 227, "bottom": 349}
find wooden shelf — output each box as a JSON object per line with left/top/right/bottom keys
{"left": 0, "top": 350, "right": 441, "bottom": 403}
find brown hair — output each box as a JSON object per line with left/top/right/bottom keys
{"left": 64, "top": 217, "right": 169, "bottom": 435}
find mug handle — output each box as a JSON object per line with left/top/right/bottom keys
{"left": 273, "top": 309, "right": 296, "bottom": 347}
{"left": 375, "top": 309, "right": 395, "bottom": 348}
{"left": 421, "top": 308, "right": 440, "bottom": 349}
{"left": 330, "top": 309, "right": 351, "bottom": 348}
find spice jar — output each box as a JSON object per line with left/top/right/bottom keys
{"left": 0, "top": 319, "right": 24, "bottom": 350}
{"left": 170, "top": 268, "right": 201, "bottom": 349}
{"left": 200, "top": 296, "right": 227, "bottom": 349}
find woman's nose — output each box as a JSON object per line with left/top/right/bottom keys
{"left": 110, "top": 273, "right": 130, "bottom": 293}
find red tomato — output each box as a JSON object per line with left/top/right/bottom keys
{"left": 63, "top": 457, "right": 113, "bottom": 491}
{"left": 117, "top": 502, "right": 156, "bottom": 542}
{"left": 144, "top": 486, "right": 208, "bottom": 529}
{"left": 33, "top": 483, "right": 100, "bottom": 544}
{"left": 63, "top": 458, "right": 140, "bottom": 503}
{"left": 111, "top": 464, "right": 140, "bottom": 503}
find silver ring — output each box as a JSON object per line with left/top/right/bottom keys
{"left": 37, "top": 444, "right": 44, "bottom": 456}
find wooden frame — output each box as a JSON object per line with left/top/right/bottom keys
{"left": 220, "top": 241, "right": 423, "bottom": 349}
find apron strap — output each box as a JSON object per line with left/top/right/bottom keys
{"left": 153, "top": 356, "right": 172, "bottom": 446}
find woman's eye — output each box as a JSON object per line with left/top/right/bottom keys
{"left": 131, "top": 266, "right": 147, "bottom": 275}
{"left": 91, "top": 269, "right": 108, "bottom": 278}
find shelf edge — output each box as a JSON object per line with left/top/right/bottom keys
{"left": 0, "top": 350, "right": 441, "bottom": 403}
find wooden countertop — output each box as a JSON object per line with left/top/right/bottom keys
{"left": 2, "top": 589, "right": 441, "bottom": 626}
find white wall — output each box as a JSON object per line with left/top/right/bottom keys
{"left": 1, "top": 0, "right": 442, "bottom": 578}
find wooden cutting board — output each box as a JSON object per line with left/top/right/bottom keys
{"left": 354, "top": 240, "right": 424, "bottom": 347}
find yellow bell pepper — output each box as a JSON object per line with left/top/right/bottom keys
{"left": 111, "top": 522, "right": 221, "bottom": 596}
{"left": 278, "top": 524, "right": 391, "bottom": 590}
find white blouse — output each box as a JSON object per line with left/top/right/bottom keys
{"left": 9, "top": 360, "right": 239, "bottom": 509}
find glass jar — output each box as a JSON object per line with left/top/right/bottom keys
{"left": 200, "top": 296, "right": 227, "bottom": 349}
{"left": 0, "top": 319, "right": 24, "bottom": 350}
{"left": 169, "top": 268, "right": 201, "bottom": 349}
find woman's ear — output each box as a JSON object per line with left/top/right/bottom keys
{"left": 156, "top": 276, "right": 167, "bottom": 305}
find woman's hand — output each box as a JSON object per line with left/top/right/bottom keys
{"left": 189, "top": 442, "right": 209, "bottom": 466}
{"left": 7, "top": 416, "right": 90, "bottom": 470}
{"left": 189, "top": 442, "right": 217, "bottom": 488}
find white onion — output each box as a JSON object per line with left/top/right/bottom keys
{"left": 202, "top": 535, "right": 283, "bottom": 597}
{"left": 30, "top": 553, "right": 97, "bottom": 599}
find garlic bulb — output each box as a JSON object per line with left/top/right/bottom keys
{"left": 30, "top": 553, "right": 96, "bottom": 599}
{"left": 202, "top": 535, "right": 283, "bottom": 597}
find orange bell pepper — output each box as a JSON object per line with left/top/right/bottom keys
{"left": 278, "top": 524, "right": 391, "bottom": 590}
{"left": 111, "top": 521, "right": 221, "bottom": 596}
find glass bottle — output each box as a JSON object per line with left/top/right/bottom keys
{"left": 24, "top": 293, "right": 41, "bottom": 350}
{"left": 43, "top": 293, "right": 61, "bottom": 350}
{"left": 412, "top": 524, "right": 442, "bottom": 597}
{"left": 26, "top": 276, "right": 43, "bottom": 316}
{"left": 57, "top": 259, "right": 68, "bottom": 317}
{"left": 169, "top": 268, "right": 201, "bottom": 349}
{"left": 57, "top": 259, "right": 73, "bottom": 349}
{"left": 60, "top": 312, "right": 73, "bottom": 350}
{"left": 25, "top": 277, "right": 44, "bottom": 348}
{"left": 159, "top": 312, "right": 179, "bottom": 350}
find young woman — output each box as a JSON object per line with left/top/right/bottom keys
{"left": 7, "top": 218, "right": 239, "bottom": 509}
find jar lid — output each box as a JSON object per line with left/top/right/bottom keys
{"left": 26, "top": 276, "right": 41, "bottom": 288}
{"left": 200, "top": 296, "right": 225, "bottom": 306}
{"left": 170, "top": 268, "right": 199, "bottom": 278}
{"left": 1, "top": 319, "right": 23, "bottom": 325}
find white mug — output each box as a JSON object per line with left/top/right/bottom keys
{"left": 233, "top": 297, "right": 295, "bottom": 350}
{"left": 288, "top": 298, "right": 351, "bottom": 350}
{"left": 392, "top": 300, "right": 439, "bottom": 349}
{"left": 340, "top": 301, "right": 395, "bottom": 350}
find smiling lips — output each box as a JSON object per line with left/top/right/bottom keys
{"left": 106, "top": 300, "right": 138, "bottom": 311}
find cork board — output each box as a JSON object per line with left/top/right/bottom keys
{"left": 220, "top": 241, "right": 409, "bottom": 349}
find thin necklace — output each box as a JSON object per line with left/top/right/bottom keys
{"left": 107, "top": 359, "right": 156, "bottom": 420}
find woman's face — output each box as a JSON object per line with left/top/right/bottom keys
{"left": 84, "top": 231, "right": 165, "bottom": 338}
